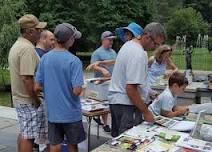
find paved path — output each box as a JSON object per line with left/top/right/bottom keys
{"left": 0, "top": 106, "right": 111, "bottom": 152}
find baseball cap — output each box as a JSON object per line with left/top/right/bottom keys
{"left": 101, "top": 31, "right": 116, "bottom": 40}
{"left": 54, "top": 23, "right": 82, "bottom": 43}
{"left": 116, "top": 22, "right": 144, "bottom": 42}
{"left": 18, "top": 14, "right": 47, "bottom": 29}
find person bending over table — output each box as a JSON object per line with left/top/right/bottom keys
{"left": 149, "top": 72, "right": 189, "bottom": 117}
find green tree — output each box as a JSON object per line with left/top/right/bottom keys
{"left": 155, "top": 0, "right": 184, "bottom": 24}
{"left": 166, "top": 7, "right": 208, "bottom": 47}
{"left": 83, "top": 0, "right": 157, "bottom": 50}
{"left": 184, "top": 0, "right": 212, "bottom": 23}
{"left": 184, "top": 0, "right": 212, "bottom": 37}
{"left": 0, "top": 0, "right": 26, "bottom": 85}
{"left": 24, "top": 0, "right": 157, "bottom": 51}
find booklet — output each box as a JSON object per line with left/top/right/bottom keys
{"left": 155, "top": 115, "right": 195, "bottom": 131}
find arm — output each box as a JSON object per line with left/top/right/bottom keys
{"left": 92, "top": 64, "right": 111, "bottom": 77}
{"left": 161, "top": 106, "right": 188, "bottom": 117}
{"left": 71, "top": 59, "right": 84, "bottom": 97}
{"left": 165, "top": 58, "right": 178, "bottom": 78}
{"left": 22, "top": 75, "right": 40, "bottom": 106}
{"left": 86, "top": 62, "right": 111, "bottom": 77}
{"left": 173, "top": 105, "right": 188, "bottom": 113}
{"left": 167, "top": 57, "right": 178, "bottom": 71}
{"left": 34, "top": 83, "right": 43, "bottom": 94}
{"left": 98, "top": 60, "right": 115, "bottom": 66}
{"left": 20, "top": 49, "right": 40, "bottom": 107}
{"left": 90, "top": 52, "right": 111, "bottom": 77}
{"left": 148, "top": 56, "right": 155, "bottom": 68}
{"left": 126, "top": 84, "right": 154, "bottom": 122}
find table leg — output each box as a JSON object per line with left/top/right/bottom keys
{"left": 97, "top": 116, "right": 100, "bottom": 139}
{"left": 87, "top": 116, "right": 92, "bottom": 152}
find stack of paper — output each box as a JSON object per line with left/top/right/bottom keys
{"left": 176, "top": 136, "right": 212, "bottom": 152}
{"left": 80, "top": 98, "right": 109, "bottom": 111}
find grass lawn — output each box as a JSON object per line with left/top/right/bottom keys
{"left": 0, "top": 92, "right": 12, "bottom": 107}
{"left": 0, "top": 69, "right": 10, "bottom": 86}
{"left": 171, "top": 48, "right": 212, "bottom": 71}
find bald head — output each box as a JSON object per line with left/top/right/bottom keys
{"left": 37, "top": 30, "right": 55, "bottom": 51}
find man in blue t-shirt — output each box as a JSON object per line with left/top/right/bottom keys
{"left": 89, "top": 31, "right": 117, "bottom": 132}
{"left": 90, "top": 31, "right": 117, "bottom": 78}
{"left": 35, "top": 23, "right": 85, "bottom": 152}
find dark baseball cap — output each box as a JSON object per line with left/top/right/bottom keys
{"left": 54, "top": 23, "right": 82, "bottom": 43}
{"left": 101, "top": 31, "right": 116, "bottom": 40}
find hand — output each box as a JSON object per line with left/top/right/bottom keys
{"left": 86, "top": 63, "right": 95, "bottom": 70}
{"left": 33, "top": 98, "right": 41, "bottom": 108}
{"left": 149, "top": 91, "right": 159, "bottom": 100}
{"left": 178, "top": 107, "right": 188, "bottom": 115}
{"left": 164, "top": 72, "right": 172, "bottom": 80}
{"left": 143, "top": 110, "right": 155, "bottom": 123}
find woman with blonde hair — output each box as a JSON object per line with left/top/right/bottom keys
{"left": 147, "top": 44, "right": 178, "bottom": 85}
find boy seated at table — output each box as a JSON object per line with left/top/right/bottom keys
{"left": 148, "top": 72, "right": 189, "bottom": 118}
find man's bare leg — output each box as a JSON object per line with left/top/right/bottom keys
{"left": 102, "top": 114, "right": 108, "bottom": 125}
{"left": 50, "top": 144, "right": 61, "bottom": 152}
{"left": 17, "top": 134, "right": 21, "bottom": 152}
{"left": 67, "top": 144, "right": 78, "bottom": 152}
{"left": 20, "top": 137, "right": 33, "bottom": 152}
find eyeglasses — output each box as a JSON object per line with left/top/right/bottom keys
{"left": 148, "top": 35, "right": 161, "bottom": 47}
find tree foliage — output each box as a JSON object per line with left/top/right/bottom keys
{"left": 184, "top": 0, "right": 212, "bottom": 23}
{"left": 0, "top": 0, "right": 211, "bottom": 70}
{"left": 0, "top": 0, "right": 26, "bottom": 69}
{"left": 155, "top": 0, "right": 184, "bottom": 24}
{"left": 25, "top": 0, "right": 157, "bottom": 51}
{"left": 166, "top": 7, "right": 208, "bottom": 47}
{"left": 184, "top": 0, "right": 212, "bottom": 36}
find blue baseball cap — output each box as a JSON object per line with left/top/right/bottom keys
{"left": 116, "top": 22, "right": 144, "bottom": 42}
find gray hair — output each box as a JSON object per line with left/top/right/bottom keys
{"left": 144, "top": 22, "right": 167, "bottom": 40}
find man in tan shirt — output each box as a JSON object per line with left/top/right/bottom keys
{"left": 8, "top": 14, "right": 47, "bottom": 152}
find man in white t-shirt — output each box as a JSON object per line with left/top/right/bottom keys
{"left": 108, "top": 22, "right": 167, "bottom": 137}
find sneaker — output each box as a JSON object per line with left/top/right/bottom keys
{"left": 93, "top": 117, "right": 103, "bottom": 125}
{"left": 103, "top": 125, "right": 111, "bottom": 132}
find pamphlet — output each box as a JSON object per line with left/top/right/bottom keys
{"left": 155, "top": 115, "right": 195, "bottom": 131}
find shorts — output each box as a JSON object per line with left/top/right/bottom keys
{"left": 16, "top": 102, "right": 48, "bottom": 144}
{"left": 48, "top": 120, "right": 86, "bottom": 145}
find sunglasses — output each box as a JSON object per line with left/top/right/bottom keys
{"left": 162, "top": 48, "right": 172, "bottom": 52}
